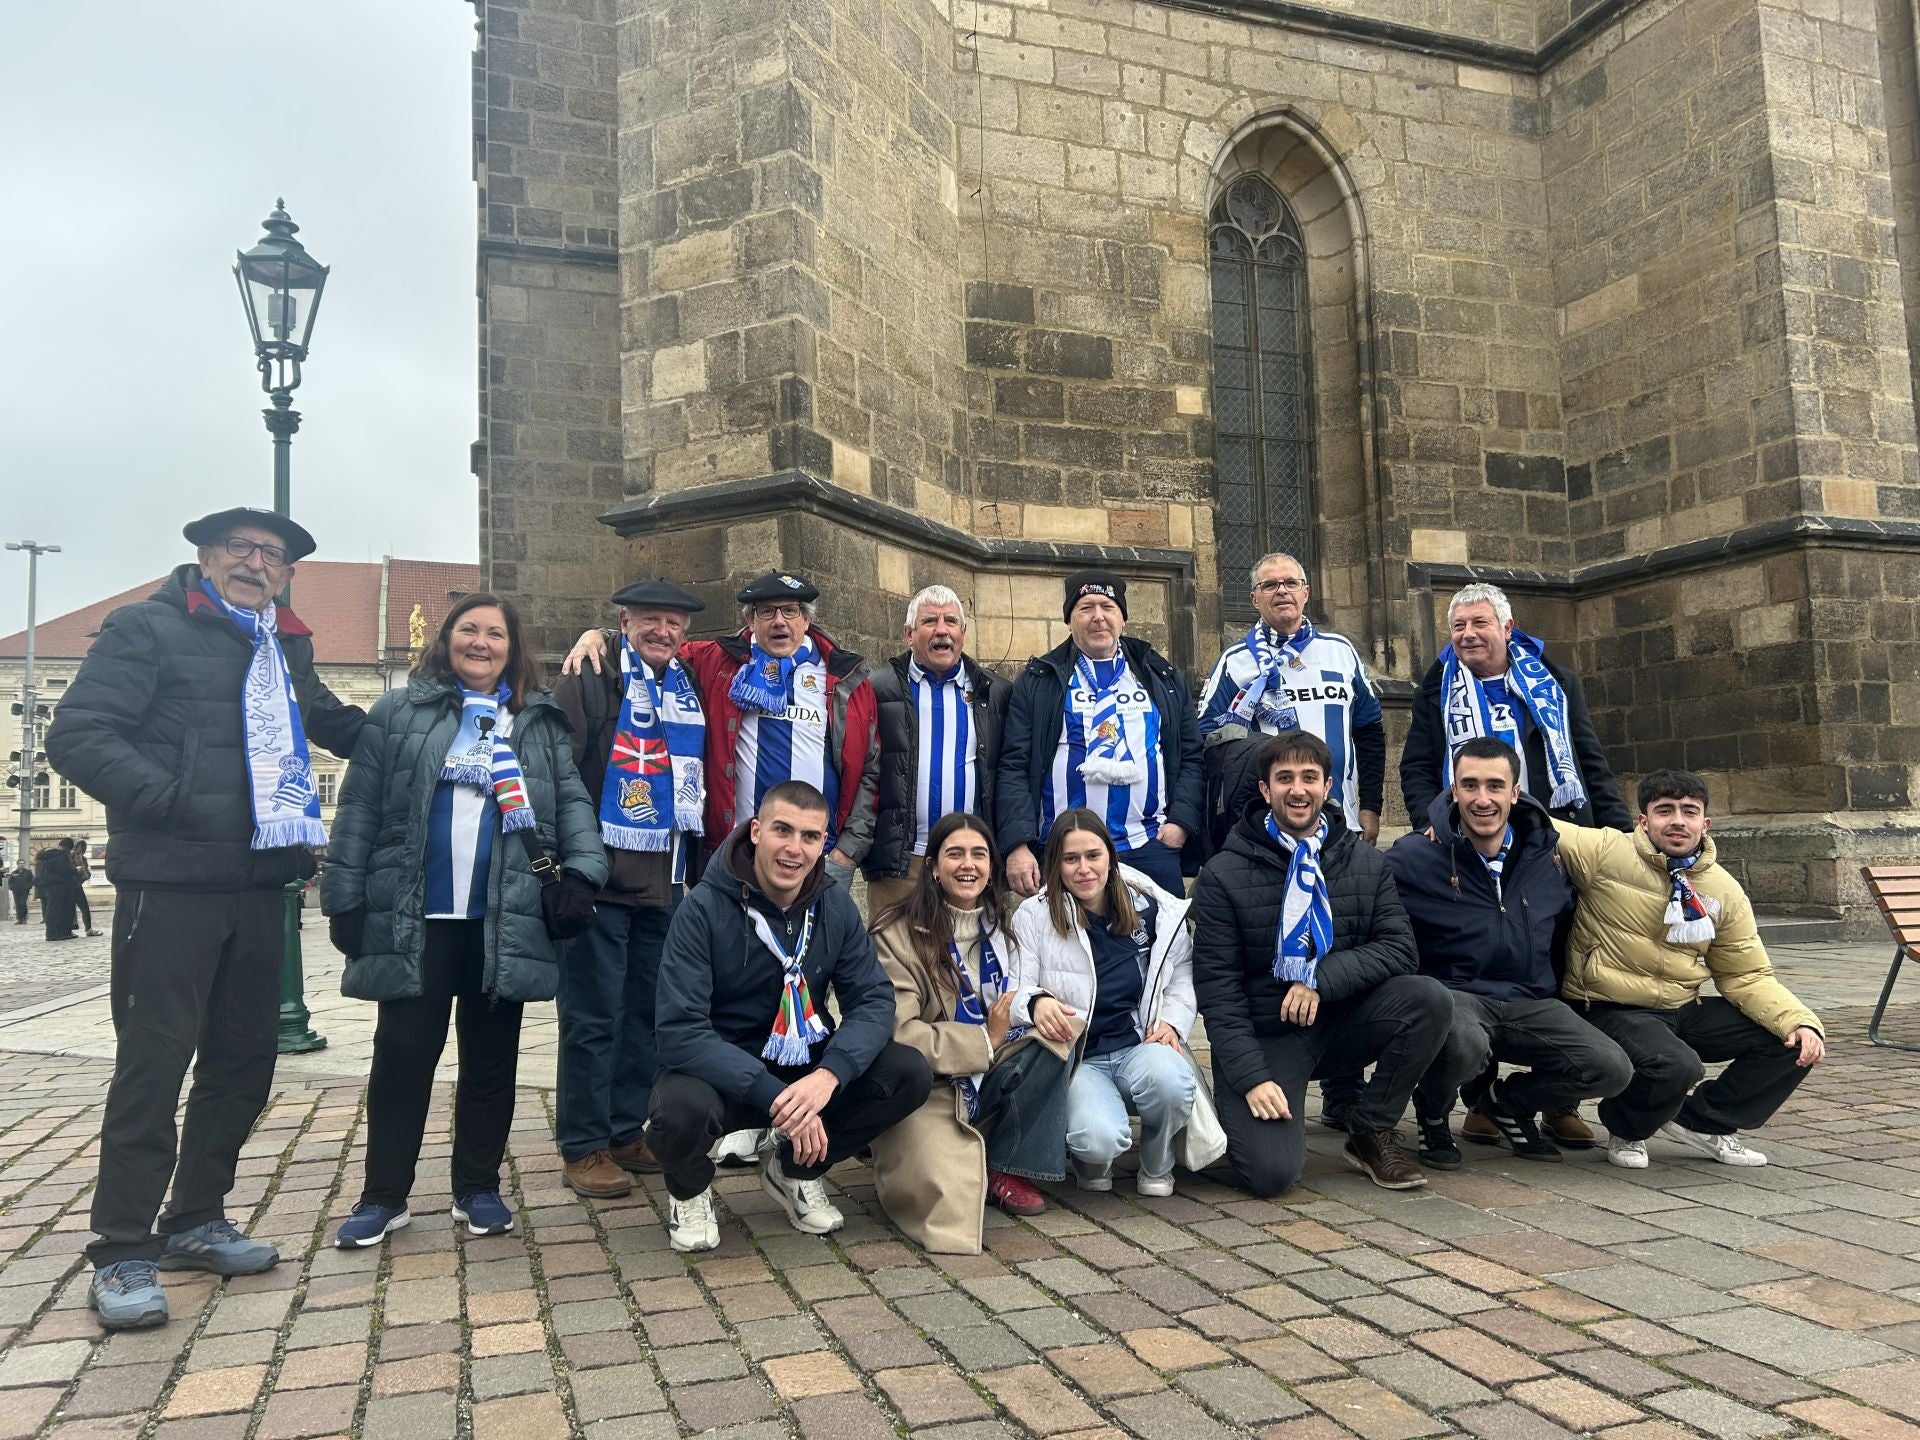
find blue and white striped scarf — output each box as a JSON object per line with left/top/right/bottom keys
{"left": 948, "top": 928, "right": 1007, "bottom": 1122}
{"left": 1072, "top": 652, "right": 1146, "bottom": 786}
{"left": 1440, "top": 629, "right": 1587, "bottom": 812}
{"left": 601, "top": 639, "right": 705, "bottom": 851}
{"left": 910, "top": 659, "right": 973, "bottom": 854}
{"left": 1230, "top": 619, "right": 1313, "bottom": 730}
{"left": 441, "top": 686, "right": 535, "bottom": 833}
{"left": 729, "top": 639, "right": 817, "bottom": 715}
{"left": 1479, "top": 824, "right": 1513, "bottom": 901}
{"left": 198, "top": 580, "right": 326, "bottom": 850}
{"left": 1665, "top": 851, "right": 1719, "bottom": 944}
{"left": 1266, "top": 813, "right": 1332, "bottom": 989}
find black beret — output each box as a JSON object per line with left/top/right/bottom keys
{"left": 182, "top": 506, "right": 317, "bottom": 561}
{"left": 736, "top": 570, "right": 819, "bottom": 606}
{"left": 1062, "top": 569, "right": 1128, "bottom": 621}
{"left": 610, "top": 578, "right": 705, "bottom": 612}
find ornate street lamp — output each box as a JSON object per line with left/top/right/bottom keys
{"left": 235, "top": 199, "right": 329, "bottom": 1055}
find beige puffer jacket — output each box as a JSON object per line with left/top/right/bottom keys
{"left": 1553, "top": 822, "right": 1820, "bottom": 1039}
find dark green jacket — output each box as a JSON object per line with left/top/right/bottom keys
{"left": 323, "top": 676, "right": 607, "bottom": 1003}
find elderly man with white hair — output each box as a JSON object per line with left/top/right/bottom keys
{"left": 863, "top": 586, "right": 1011, "bottom": 914}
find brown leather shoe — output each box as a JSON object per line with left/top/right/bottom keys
{"left": 1344, "top": 1130, "right": 1427, "bottom": 1190}
{"left": 609, "top": 1137, "right": 662, "bottom": 1175}
{"left": 563, "top": 1149, "right": 633, "bottom": 1198}
{"left": 1542, "top": 1108, "right": 1596, "bottom": 1148}
{"left": 1460, "top": 1109, "right": 1500, "bottom": 1145}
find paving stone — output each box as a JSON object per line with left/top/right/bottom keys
{"left": 1586, "top": 1318, "right": 1702, "bottom": 1355}
{"left": 1018, "top": 1258, "right": 1118, "bottom": 1297}
{"left": 471, "top": 1352, "right": 557, "bottom": 1399}
{"left": 1122, "top": 1325, "right": 1232, "bottom": 1370}
{"left": 1182, "top": 1301, "right": 1280, "bottom": 1340}
{"left": 1670, "top": 1305, "right": 1901, "bottom": 1376}
{"left": 1046, "top": 1343, "right": 1162, "bottom": 1398}
{"left": 717, "top": 1282, "right": 798, "bottom": 1323}
{"left": 1508, "top": 1376, "right": 1643, "bottom": 1429}
{"left": 0, "top": 1339, "right": 91, "bottom": 1388}
{"left": 254, "top": 1382, "right": 358, "bottom": 1439}
{"left": 472, "top": 1390, "right": 571, "bottom": 1440}
{"left": 761, "top": 1351, "right": 860, "bottom": 1400}
{"left": 1410, "top": 1326, "right": 1551, "bottom": 1383}
{"left": 361, "top": 1391, "right": 457, "bottom": 1440}
{"left": 1665, "top": 1350, "right": 1820, "bottom": 1404}
{"left": 1338, "top": 1293, "right": 1449, "bottom": 1335}
{"left": 1175, "top": 1365, "right": 1310, "bottom": 1424}
{"left": 1734, "top": 1276, "right": 1920, "bottom": 1330}
{"left": 1465, "top": 1306, "right": 1599, "bottom": 1354}
{"left": 1557, "top": 1346, "right": 1685, "bottom": 1397}
{"left": 980, "top": 1363, "right": 1102, "bottom": 1434}
{"left": 1548, "top": 1261, "right": 1744, "bottom": 1319}
{"left": 380, "top": 1322, "right": 461, "bottom": 1360}
{"left": 1810, "top": 1359, "right": 1920, "bottom": 1421}
{"left": 790, "top": 1392, "right": 901, "bottom": 1440}
{"left": 1644, "top": 1386, "right": 1792, "bottom": 1437}
{"left": 1779, "top": 1397, "right": 1920, "bottom": 1439}
{"left": 1608, "top": 1237, "right": 1803, "bottom": 1290}
{"left": 1295, "top": 1377, "right": 1448, "bottom": 1439}
{"left": 162, "top": 1366, "right": 270, "bottom": 1418}
{"left": 64, "top": 1360, "right": 171, "bottom": 1416}
{"left": 1108, "top": 1390, "right": 1244, "bottom": 1440}
{"left": 570, "top": 1365, "right": 668, "bottom": 1423}
{"left": 940, "top": 1324, "right": 1034, "bottom": 1369}
{"left": 0, "top": 1389, "right": 62, "bottom": 1440}
{"left": 1355, "top": 1350, "right": 1498, "bottom": 1409}
{"left": 1287, "top": 1316, "right": 1403, "bottom": 1361}
{"left": 657, "top": 1340, "right": 748, "bottom": 1383}
{"left": 1448, "top": 1400, "right": 1580, "bottom": 1438}
{"left": 1292, "top": 1267, "right": 1382, "bottom": 1302}
{"left": 872, "top": 1365, "right": 991, "bottom": 1426}
{"left": 1002, "top": 1306, "right": 1101, "bottom": 1349}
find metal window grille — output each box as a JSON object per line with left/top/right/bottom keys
{"left": 1208, "top": 175, "right": 1317, "bottom": 620}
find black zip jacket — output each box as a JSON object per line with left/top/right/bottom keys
{"left": 995, "top": 636, "right": 1205, "bottom": 855}
{"left": 655, "top": 822, "right": 896, "bottom": 1112}
{"left": 1386, "top": 792, "right": 1573, "bottom": 1002}
{"left": 45, "top": 565, "right": 365, "bottom": 891}
{"left": 1399, "top": 650, "right": 1630, "bottom": 831}
{"left": 1190, "top": 801, "right": 1419, "bottom": 1096}
{"left": 863, "top": 652, "right": 1009, "bottom": 879}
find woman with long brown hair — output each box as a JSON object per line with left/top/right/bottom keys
{"left": 324, "top": 594, "right": 605, "bottom": 1248}
{"left": 867, "top": 812, "right": 1076, "bottom": 1252}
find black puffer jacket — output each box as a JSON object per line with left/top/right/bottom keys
{"left": 45, "top": 566, "right": 365, "bottom": 891}
{"left": 1190, "top": 801, "right": 1419, "bottom": 1096}
{"left": 864, "top": 652, "right": 1010, "bottom": 880}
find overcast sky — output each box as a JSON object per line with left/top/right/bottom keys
{"left": 0, "top": 2, "right": 479, "bottom": 635}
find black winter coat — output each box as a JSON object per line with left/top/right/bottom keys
{"left": 1386, "top": 792, "right": 1573, "bottom": 1002}
{"left": 656, "top": 822, "right": 897, "bottom": 1113}
{"left": 995, "top": 636, "right": 1205, "bottom": 856}
{"left": 45, "top": 566, "right": 366, "bottom": 891}
{"left": 1399, "top": 650, "right": 1630, "bottom": 831}
{"left": 1190, "top": 802, "right": 1419, "bottom": 1096}
{"left": 864, "top": 652, "right": 1010, "bottom": 879}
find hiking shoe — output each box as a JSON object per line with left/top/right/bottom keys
{"left": 334, "top": 1202, "right": 410, "bottom": 1249}
{"left": 1605, "top": 1135, "right": 1649, "bottom": 1169}
{"left": 1416, "top": 1116, "right": 1463, "bottom": 1170}
{"left": 1070, "top": 1159, "right": 1114, "bottom": 1192}
{"left": 1344, "top": 1129, "right": 1427, "bottom": 1189}
{"left": 452, "top": 1192, "right": 515, "bottom": 1236}
{"left": 1135, "top": 1171, "right": 1176, "bottom": 1198}
{"left": 563, "top": 1150, "right": 633, "bottom": 1198}
{"left": 157, "top": 1218, "right": 279, "bottom": 1276}
{"left": 988, "top": 1170, "right": 1048, "bottom": 1216}
{"left": 1543, "top": 1107, "right": 1596, "bottom": 1148}
{"left": 1659, "top": 1122, "right": 1767, "bottom": 1166}
{"left": 712, "top": 1128, "right": 765, "bottom": 1168}
{"left": 668, "top": 1189, "right": 720, "bottom": 1252}
{"left": 88, "top": 1260, "right": 168, "bottom": 1330}
{"left": 761, "top": 1153, "right": 844, "bottom": 1235}
{"left": 610, "top": 1136, "right": 662, "bottom": 1174}
{"left": 1470, "top": 1091, "right": 1562, "bottom": 1162}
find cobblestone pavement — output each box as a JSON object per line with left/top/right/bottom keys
{"left": 2, "top": 946, "right": 1920, "bottom": 1437}
{"left": 0, "top": 901, "right": 112, "bottom": 1013}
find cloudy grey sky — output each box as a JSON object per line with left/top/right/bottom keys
{"left": 1, "top": 2, "right": 479, "bottom": 634}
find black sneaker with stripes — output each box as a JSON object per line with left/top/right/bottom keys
{"left": 1469, "top": 1091, "right": 1563, "bottom": 1162}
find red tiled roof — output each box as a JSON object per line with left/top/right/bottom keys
{"left": 0, "top": 559, "right": 481, "bottom": 666}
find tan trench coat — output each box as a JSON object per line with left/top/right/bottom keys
{"left": 867, "top": 914, "right": 1075, "bottom": 1254}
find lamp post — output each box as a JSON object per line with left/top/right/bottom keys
{"left": 6, "top": 542, "right": 59, "bottom": 876}
{"left": 235, "top": 200, "right": 330, "bottom": 1055}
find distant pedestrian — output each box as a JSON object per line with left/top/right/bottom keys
{"left": 45, "top": 506, "right": 367, "bottom": 1331}
{"left": 8, "top": 863, "right": 34, "bottom": 924}
{"left": 67, "top": 839, "right": 103, "bottom": 937}
{"left": 34, "top": 844, "right": 76, "bottom": 942}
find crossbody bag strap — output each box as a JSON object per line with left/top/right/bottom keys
{"left": 498, "top": 724, "right": 561, "bottom": 888}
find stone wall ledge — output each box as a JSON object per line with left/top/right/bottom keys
{"left": 478, "top": 237, "right": 618, "bottom": 268}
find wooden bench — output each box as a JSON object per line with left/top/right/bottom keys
{"left": 1862, "top": 865, "right": 1920, "bottom": 1050}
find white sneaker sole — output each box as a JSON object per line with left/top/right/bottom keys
{"left": 450, "top": 1205, "right": 514, "bottom": 1236}
{"left": 760, "top": 1169, "right": 843, "bottom": 1234}
{"left": 1660, "top": 1124, "right": 1766, "bottom": 1166}
{"left": 668, "top": 1225, "right": 720, "bottom": 1253}
{"left": 1136, "top": 1175, "right": 1176, "bottom": 1198}
{"left": 1605, "top": 1148, "right": 1648, "bottom": 1169}
{"left": 335, "top": 1211, "right": 411, "bottom": 1249}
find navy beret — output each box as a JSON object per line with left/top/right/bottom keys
{"left": 736, "top": 571, "right": 820, "bottom": 606}
{"left": 611, "top": 578, "right": 705, "bottom": 612}
{"left": 182, "top": 506, "right": 317, "bottom": 561}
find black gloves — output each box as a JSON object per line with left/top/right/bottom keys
{"left": 328, "top": 908, "right": 366, "bottom": 959}
{"left": 545, "top": 872, "right": 598, "bottom": 940}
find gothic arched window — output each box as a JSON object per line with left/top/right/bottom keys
{"left": 1209, "top": 175, "right": 1315, "bottom": 618}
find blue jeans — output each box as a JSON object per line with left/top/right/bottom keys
{"left": 1117, "top": 837, "right": 1184, "bottom": 894}
{"left": 556, "top": 898, "right": 676, "bottom": 1161}
{"left": 1067, "top": 1042, "right": 1196, "bottom": 1180}
{"left": 825, "top": 856, "right": 856, "bottom": 894}
{"left": 978, "top": 1043, "right": 1074, "bottom": 1182}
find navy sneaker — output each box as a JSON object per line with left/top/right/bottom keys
{"left": 334, "top": 1202, "right": 410, "bottom": 1249}
{"left": 452, "top": 1191, "right": 514, "bottom": 1236}
{"left": 89, "top": 1260, "right": 169, "bottom": 1330}
{"left": 157, "top": 1219, "right": 279, "bottom": 1276}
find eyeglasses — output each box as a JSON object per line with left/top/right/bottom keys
{"left": 1254, "top": 578, "right": 1307, "bottom": 594}
{"left": 752, "top": 604, "right": 805, "bottom": 622}
{"left": 220, "top": 537, "right": 292, "bottom": 567}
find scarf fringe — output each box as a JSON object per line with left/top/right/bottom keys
{"left": 675, "top": 800, "right": 705, "bottom": 835}
{"left": 762, "top": 1028, "right": 817, "bottom": 1065}
{"left": 1550, "top": 779, "right": 1584, "bottom": 810}
{"left": 442, "top": 762, "right": 493, "bottom": 790}
{"left": 254, "top": 817, "right": 328, "bottom": 850}
{"left": 500, "top": 806, "right": 536, "bottom": 834}
{"left": 1665, "top": 915, "right": 1718, "bottom": 944}
{"left": 1080, "top": 755, "right": 1147, "bottom": 785}
{"left": 602, "top": 822, "right": 671, "bottom": 851}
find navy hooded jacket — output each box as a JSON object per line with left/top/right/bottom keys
{"left": 1385, "top": 791, "right": 1574, "bottom": 1002}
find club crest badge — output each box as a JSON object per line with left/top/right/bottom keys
{"left": 800, "top": 672, "right": 818, "bottom": 691}
{"left": 761, "top": 657, "right": 782, "bottom": 682}
{"left": 778, "top": 574, "right": 802, "bottom": 590}
{"left": 618, "top": 777, "right": 660, "bottom": 824}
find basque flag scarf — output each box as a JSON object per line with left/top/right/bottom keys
{"left": 198, "top": 580, "right": 327, "bottom": 850}
{"left": 1439, "top": 628, "right": 1588, "bottom": 812}
{"left": 601, "top": 639, "right": 705, "bottom": 850}
{"left": 441, "top": 686, "right": 536, "bottom": 833}
{"left": 1266, "top": 813, "right": 1332, "bottom": 989}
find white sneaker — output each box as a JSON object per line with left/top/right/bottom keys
{"left": 761, "top": 1153, "right": 845, "bottom": 1235}
{"left": 1136, "top": 1171, "right": 1175, "bottom": 1198}
{"left": 1660, "top": 1122, "right": 1767, "bottom": 1166}
{"left": 667, "top": 1190, "right": 720, "bottom": 1252}
{"left": 1071, "top": 1159, "right": 1114, "bottom": 1192}
{"left": 711, "top": 1128, "right": 765, "bottom": 1168}
{"left": 1605, "top": 1135, "right": 1648, "bottom": 1169}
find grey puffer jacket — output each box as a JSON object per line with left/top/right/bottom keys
{"left": 323, "top": 676, "right": 607, "bottom": 1003}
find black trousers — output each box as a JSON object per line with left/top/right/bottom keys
{"left": 360, "top": 920, "right": 524, "bottom": 1207}
{"left": 1586, "top": 998, "right": 1810, "bottom": 1142}
{"left": 1214, "top": 974, "right": 1453, "bottom": 1198}
{"left": 556, "top": 899, "right": 675, "bottom": 1161}
{"left": 75, "top": 887, "right": 93, "bottom": 930}
{"left": 88, "top": 888, "right": 283, "bottom": 1266}
{"left": 10, "top": 890, "right": 26, "bottom": 922}
{"left": 1416, "top": 992, "right": 1633, "bottom": 1120}
{"left": 648, "top": 1042, "right": 934, "bottom": 1201}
